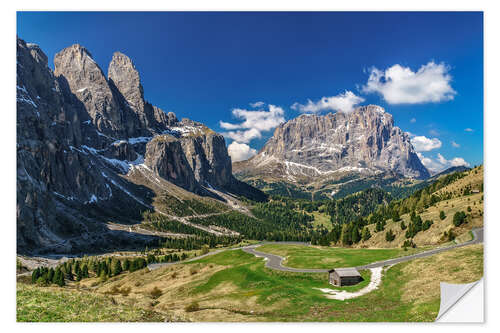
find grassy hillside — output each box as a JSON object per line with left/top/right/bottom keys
{"left": 17, "top": 283, "right": 165, "bottom": 322}
{"left": 360, "top": 192, "right": 482, "bottom": 248}
{"left": 357, "top": 166, "right": 483, "bottom": 248}
{"left": 17, "top": 242, "right": 482, "bottom": 322}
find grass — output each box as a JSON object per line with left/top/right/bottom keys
{"left": 17, "top": 243, "right": 483, "bottom": 322}
{"left": 17, "top": 284, "right": 164, "bottom": 322}
{"left": 310, "top": 211, "right": 333, "bottom": 230}
{"left": 255, "top": 244, "right": 425, "bottom": 269}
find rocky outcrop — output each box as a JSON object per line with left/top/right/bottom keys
{"left": 235, "top": 105, "right": 430, "bottom": 183}
{"left": 145, "top": 135, "right": 200, "bottom": 193}
{"left": 17, "top": 37, "right": 265, "bottom": 254}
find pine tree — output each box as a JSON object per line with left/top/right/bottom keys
{"left": 31, "top": 268, "right": 40, "bottom": 283}
{"left": 385, "top": 229, "right": 396, "bottom": 242}
{"left": 47, "top": 268, "right": 55, "bottom": 282}
{"left": 75, "top": 262, "right": 82, "bottom": 281}
{"left": 361, "top": 227, "right": 371, "bottom": 241}
{"left": 54, "top": 268, "right": 65, "bottom": 287}
{"left": 439, "top": 211, "right": 446, "bottom": 220}
{"left": 112, "top": 259, "right": 122, "bottom": 276}
{"left": 82, "top": 264, "right": 89, "bottom": 278}
{"left": 351, "top": 226, "right": 361, "bottom": 244}
{"left": 76, "top": 269, "right": 83, "bottom": 281}
{"left": 341, "top": 224, "right": 352, "bottom": 245}
{"left": 123, "top": 259, "right": 130, "bottom": 271}
{"left": 66, "top": 265, "right": 73, "bottom": 281}
{"left": 391, "top": 210, "right": 401, "bottom": 222}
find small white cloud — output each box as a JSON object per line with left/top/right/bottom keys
{"left": 429, "top": 129, "right": 439, "bottom": 136}
{"left": 219, "top": 104, "right": 285, "bottom": 144}
{"left": 361, "top": 61, "right": 456, "bottom": 104}
{"left": 223, "top": 128, "right": 262, "bottom": 143}
{"left": 227, "top": 141, "right": 257, "bottom": 162}
{"left": 417, "top": 152, "right": 470, "bottom": 173}
{"left": 219, "top": 121, "right": 242, "bottom": 130}
{"left": 410, "top": 118, "right": 416, "bottom": 123}
{"left": 291, "top": 90, "right": 365, "bottom": 114}
{"left": 411, "top": 135, "right": 442, "bottom": 152}
{"left": 249, "top": 101, "right": 265, "bottom": 108}
{"left": 451, "top": 141, "right": 460, "bottom": 148}
{"left": 437, "top": 153, "right": 448, "bottom": 165}
{"left": 450, "top": 157, "right": 469, "bottom": 167}
{"left": 464, "top": 128, "right": 474, "bottom": 132}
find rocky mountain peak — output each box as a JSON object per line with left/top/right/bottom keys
{"left": 108, "top": 51, "right": 145, "bottom": 112}
{"left": 235, "top": 105, "right": 430, "bottom": 184}
{"left": 54, "top": 43, "right": 126, "bottom": 137}
{"left": 26, "top": 43, "right": 48, "bottom": 66}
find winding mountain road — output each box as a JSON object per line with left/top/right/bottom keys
{"left": 356, "top": 227, "right": 483, "bottom": 270}
{"left": 148, "top": 227, "right": 483, "bottom": 273}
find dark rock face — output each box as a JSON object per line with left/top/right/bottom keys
{"left": 54, "top": 44, "right": 128, "bottom": 138}
{"left": 145, "top": 135, "right": 200, "bottom": 193}
{"left": 235, "top": 105, "right": 430, "bottom": 182}
{"left": 16, "top": 37, "right": 265, "bottom": 254}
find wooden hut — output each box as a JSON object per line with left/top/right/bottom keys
{"left": 328, "top": 267, "right": 362, "bottom": 286}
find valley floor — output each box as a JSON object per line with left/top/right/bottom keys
{"left": 17, "top": 241, "right": 483, "bottom": 322}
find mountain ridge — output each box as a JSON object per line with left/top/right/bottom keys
{"left": 16, "top": 37, "right": 265, "bottom": 255}
{"left": 234, "top": 105, "right": 430, "bottom": 199}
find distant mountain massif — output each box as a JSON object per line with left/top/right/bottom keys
{"left": 234, "top": 105, "right": 431, "bottom": 199}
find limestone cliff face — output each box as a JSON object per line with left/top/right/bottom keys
{"left": 145, "top": 135, "right": 200, "bottom": 193}
{"left": 235, "top": 105, "right": 430, "bottom": 182}
{"left": 107, "top": 52, "right": 175, "bottom": 133}
{"left": 180, "top": 129, "right": 233, "bottom": 188}
{"left": 17, "top": 37, "right": 265, "bottom": 254}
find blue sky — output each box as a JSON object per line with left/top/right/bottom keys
{"left": 17, "top": 12, "right": 483, "bottom": 172}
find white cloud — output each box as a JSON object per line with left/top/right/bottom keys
{"left": 227, "top": 141, "right": 257, "bottom": 162}
{"left": 451, "top": 141, "right": 460, "bottom": 148}
{"left": 437, "top": 153, "right": 447, "bottom": 165}
{"left": 219, "top": 104, "right": 285, "bottom": 144}
{"left": 464, "top": 128, "right": 474, "bottom": 132}
{"left": 291, "top": 90, "right": 365, "bottom": 114}
{"left": 450, "top": 157, "right": 469, "bottom": 167}
{"left": 223, "top": 128, "right": 262, "bottom": 143}
{"left": 417, "top": 152, "right": 470, "bottom": 174}
{"left": 411, "top": 135, "right": 442, "bottom": 152}
{"left": 249, "top": 101, "right": 265, "bottom": 108}
{"left": 429, "top": 129, "right": 440, "bottom": 136}
{"left": 410, "top": 118, "right": 416, "bottom": 123}
{"left": 361, "top": 61, "right": 456, "bottom": 104}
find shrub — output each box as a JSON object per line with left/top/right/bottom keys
{"left": 185, "top": 301, "right": 200, "bottom": 312}
{"left": 402, "top": 239, "right": 416, "bottom": 249}
{"left": 439, "top": 211, "right": 446, "bottom": 220}
{"left": 453, "top": 211, "right": 467, "bottom": 227}
{"left": 423, "top": 220, "right": 433, "bottom": 231}
{"left": 201, "top": 244, "right": 210, "bottom": 255}
{"left": 120, "top": 286, "right": 131, "bottom": 296}
{"left": 149, "top": 286, "right": 162, "bottom": 299}
{"left": 385, "top": 229, "right": 396, "bottom": 242}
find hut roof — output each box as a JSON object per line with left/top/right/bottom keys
{"left": 328, "top": 267, "right": 361, "bottom": 277}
